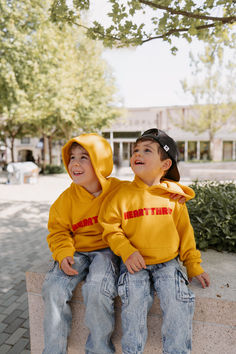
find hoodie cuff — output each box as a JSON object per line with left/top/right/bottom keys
{"left": 186, "top": 263, "right": 205, "bottom": 278}
{"left": 116, "top": 243, "right": 138, "bottom": 264}
{"left": 54, "top": 249, "right": 75, "bottom": 268}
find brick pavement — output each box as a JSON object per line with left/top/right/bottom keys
{"left": 0, "top": 174, "right": 71, "bottom": 353}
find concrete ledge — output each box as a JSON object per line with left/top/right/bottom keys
{"left": 26, "top": 251, "right": 236, "bottom": 354}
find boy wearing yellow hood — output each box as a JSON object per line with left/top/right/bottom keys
{"left": 42, "top": 133, "right": 194, "bottom": 354}
{"left": 99, "top": 129, "right": 210, "bottom": 354}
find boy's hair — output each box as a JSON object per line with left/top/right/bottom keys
{"left": 136, "top": 128, "right": 180, "bottom": 181}
{"left": 69, "top": 142, "right": 84, "bottom": 154}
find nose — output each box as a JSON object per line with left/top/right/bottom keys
{"left": 71, "top": 159, "right": 80, "bottom": 166}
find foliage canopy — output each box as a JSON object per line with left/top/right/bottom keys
{"left": 50, "top": 0, "right": 236, "bottom": 53}
{"left": 0, "top": 0, "right": 120, "bottom": 162}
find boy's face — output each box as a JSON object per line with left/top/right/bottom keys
{"left": 68, "top": 145, "right": 101, "bottom": 193}
{"left": 130, "top": 140, "right": 171, "bottom": 186}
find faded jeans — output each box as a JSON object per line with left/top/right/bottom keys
{"left": 118, "top": 258, "right": 195, "bottom": 354}
{"left": 42, "top": 248, "right": 120, "bottom": 354}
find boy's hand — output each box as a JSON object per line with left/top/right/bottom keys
{"left": 125, "top": 251, "right": 146, "bottom": 274}
{"left": 170, "top": 193, "right": 186, "bottom": 204}
{"left": 189, "top": 272, "right": 210, "bottom": 288}
{"left": 61, "top": 256, "right": 78, "bottom": 276}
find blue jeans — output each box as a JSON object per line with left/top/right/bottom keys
{"left": 118, "top": 258, "right": 195, "bottom": 354}
{"left": 42, "top": 248, "right": 120, "bottom": 354}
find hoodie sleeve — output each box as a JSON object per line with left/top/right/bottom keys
{"left": 99, "top": 193, "right": 138, "bottom": 262}
{"left": 164, "top": 180, "right": 195, "bottom": 201}
{"left": 47, "top": 199, "right": 76, "bottom": 267}
{"left": 175, "top": 204, "right": 204, "bottom": 278}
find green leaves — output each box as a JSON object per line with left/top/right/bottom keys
{"left": 0, "top": 0, "right": 120, "bottom": 162}
{"left": 49, "top": 0, "right": 236, "bottom": 49}
{"left": 187, "top": 181, "right": 236, "bottom": 252}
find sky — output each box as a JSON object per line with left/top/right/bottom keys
{"left": 102, "top": 41, "right": 196, "bottom": 108}
{"left": 78, "top": 0, "right": 233, "bottom": 109}
{"left": 87, "top": 0, "right": 202, "bottom": 108}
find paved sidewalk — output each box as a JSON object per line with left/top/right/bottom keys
{"left": 0, "top": 172, "right": 235, "bottom": 353}
{"left": 0, "top": 174, "right": 71, "bottom": 353}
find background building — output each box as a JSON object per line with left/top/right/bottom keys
{"left": 1, "top": 105, "right": 236, "bottom": 167}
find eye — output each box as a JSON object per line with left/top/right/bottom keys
{"left": 144, "top": 148, "right": 151, "bottom": 152}
{"left": 70, "top": 155, "right": 75, "bottom": 161}
{"left": 133, "top": 148, "right": 139, "bottom": 153}
{"left": 81, "top": 154, "right": 88, "bottom": 160}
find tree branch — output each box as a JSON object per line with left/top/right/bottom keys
{"left": 139, "top": 0, "right": 236, "bottom": 23}
{"left": 142, "top": 23, "right": 217, "bottom": 43}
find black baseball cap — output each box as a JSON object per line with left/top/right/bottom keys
{"left": 136, "top": 128, "right": 180, "bottom": 181}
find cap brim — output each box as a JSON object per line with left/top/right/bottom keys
{"left": 165, "top": 163, "right": 180, "bottom": 182}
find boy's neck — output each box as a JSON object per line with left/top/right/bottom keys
{"left": 137, "top": 175, "right": 161, "bottom": 186}
{"left": 83, "top": 181, "right": 102, "bottom": 195}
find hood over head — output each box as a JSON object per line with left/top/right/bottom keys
{"left": 62, "top": 133, "right": 113, "bottom": 184}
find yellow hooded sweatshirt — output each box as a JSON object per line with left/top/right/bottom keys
{"left": 47, "top": 133, "right": 195, "bottom": 268}
{"left": 47, "top": 133, "right": 123, "bottom": 266}
{"left": 99, "top": 175, "right": 204, "bottom": 278}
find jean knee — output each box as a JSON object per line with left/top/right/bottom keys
{"left": 118, "top": 270, "right": 152, "bottom": 308}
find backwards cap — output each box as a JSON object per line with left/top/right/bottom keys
{"left": 136, "top": 128, "right": 180, "bottom": 181}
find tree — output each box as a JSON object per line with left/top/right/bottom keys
{"left": 50, "top": 0, "right": 236, "bottom": 52}
{"left": 0, "top": 0, "right": 120, "bottom": 164}
{"left": 170, "top": 39, "right": 236, "bottom": 160}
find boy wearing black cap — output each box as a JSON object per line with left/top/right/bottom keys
{"left": 99, "top": 129, "right": 210, "bottom": 354}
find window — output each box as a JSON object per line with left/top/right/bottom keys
{"left": 177, "top": 141, "right": 185, "bottom": 161}
{"left": 188, "top": 141, "right": 197, "bottom": 160}
{"left": 223, "top": 141, "right": 233, "bottom": 160}
{"left": 113, "top": 132, "right": 141, "bottom": 138}
{"left": 200, "top": 141, "right": 210, "bottom": 160}
{"left": 21, "top": 137, "right": 30, "bottom": 144}
{"left": 102, "top": 132, "right": 110, "bottom": 139}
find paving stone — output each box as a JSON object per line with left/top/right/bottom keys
{"left": 2, "top": 309, "right": 23, "bottom": 324}
{"left": 3, "top": 317, "right": 25, "bottom": 334}
{"left": 16, "top": 293, "right": 27, "bottom": 303}
{"left": 18, "top": 309, "right": 29, "bottom": 319}
{"left": 5, "top": 338, "right": 28, "bottom": 354}
{"left": 0, "top": 344, "right": 12, "bottom": 353}
{"left": 16, "top": 299, "right": 28, "bottom": 311}
{"left": 0, "top": 322, "right": 8, "bottom": 332}
{"left": 2, "top": 295, "right": 18, "bottom": 308}
{"left": 0, "top": 333, "right": 10, "bottom": 346}
{"left": 5, "top": 328, "right": 27, "bottom": 345}
{"left": 3, "top": 302, "right": 20, "bottom": 315}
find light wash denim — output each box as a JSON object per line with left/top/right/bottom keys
{"left": 42, "top": 248, "right": 120, "bottom": 354}
{"left": 118, "top": 258, "right": 195, "bottom": 354}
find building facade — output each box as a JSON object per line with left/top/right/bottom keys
{"left": 103, "top": 106, "right": 236, "bottom": 167}
{"left": 1, "top": 105, "right": 236, "bottom": 167}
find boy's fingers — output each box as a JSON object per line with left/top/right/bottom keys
{"left": 138, "top": 255, "right": 146, "bottom": 269}
{"left": 61, "top": 257, "right": 78, "bottom": 275}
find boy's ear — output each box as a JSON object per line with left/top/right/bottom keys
{"left": 162, "top": 159, "right": 172, "bottom": 171}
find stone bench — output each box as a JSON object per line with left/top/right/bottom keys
{"left": 26, "top": 250, "right": 236, "bottom": 353}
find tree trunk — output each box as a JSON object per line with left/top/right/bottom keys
{"left": 48, "top": 136, "right": 52, "bottom": 165}
{"left": 42, "top": 134, "right": 47, "bottom": 173}
{"left": 10, "top": 137, "right": 15, "bottom": 162}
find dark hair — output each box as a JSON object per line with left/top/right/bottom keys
{"left": 69, "top": 142, "right": 83, "bottom": 154}
{"left": 134, "top": 137, "right": 170, "bottom": 161}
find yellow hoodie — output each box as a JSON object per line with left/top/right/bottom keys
{"left": 47, "top": 133, "right": 123, "bottom": 266}
{"left": 99, "top": 175, "right": 204, "bottom": 278}
{"left": 47, "top": 133, "right": 195, "bottom": 268}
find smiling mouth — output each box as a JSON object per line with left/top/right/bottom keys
{"left": 73, "top": 171, "right": 83, "bottom": 175}
{"left": 135, "top": 161, "right": 144, "bottom": 165}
